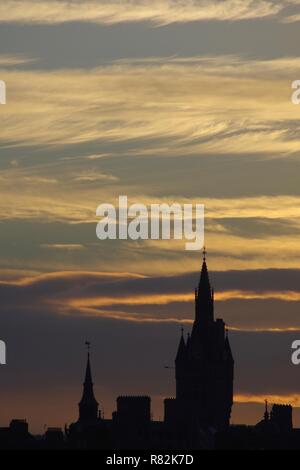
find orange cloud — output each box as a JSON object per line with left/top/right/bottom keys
{"left": 235, "top": 394, "right": 300, "bottom": 407}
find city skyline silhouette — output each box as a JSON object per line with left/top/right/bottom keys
{"left": 0, "top": 252, "right": 298, "bottom": 449}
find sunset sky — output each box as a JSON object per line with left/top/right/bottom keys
{"left": 1, "top": 0, "right": 300, "bottom": 433}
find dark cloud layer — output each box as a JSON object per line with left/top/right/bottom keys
{"left": 1, "top": 267, "right": 300, "bottom": 302}
{"left": 1, "top": 266, "right": 300, "bottom": 330}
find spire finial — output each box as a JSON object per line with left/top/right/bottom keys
{"left": 85, "top": 341, "right": 91, "bottom": 354}
{"left": 203, "top": 246, "right": 206, "bottom": 262}
{"left": 181, "top": 326, "right": 184, "bottom": 337}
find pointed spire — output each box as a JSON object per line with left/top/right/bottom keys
{"left": 82, "top": 341, "right": 96, "bottom": 393}
{"left": 84, "top": 352, "right": 93, "bottom": 386}
{"left": 193, "top": 249, "right": 214, "bottom": 331}
{"left": 175, "top": 328, "right": 186, "bottom": 362}
{"left": 79, "top": 342, "right": 99, "bottom": 424}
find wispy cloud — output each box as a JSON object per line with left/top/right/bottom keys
{"left": 40, "top": 243, "right": 86, "bottom": 250}
{"left": 0, "top": 0, "right": 287, "bottom": 26}
{"left": 1, "top": 55, "right": 300, "bottom": 155}
{"left": 0, "top": 54, "right": 37, "bottom": 66}
{"left": 283, "top": 14, "right": 300, "bottom": 22}
{"left": 73, "top": 170, "right": 119, "bottom": 183}
{"left": 1, "top": 55, "right": 300, "bottom": 274}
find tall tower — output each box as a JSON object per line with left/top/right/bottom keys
{"left": 175, "top": 250, "right": 234, "bottom": 431}
{"left": 78, "top": 342, "right": 99, "bottom": 425}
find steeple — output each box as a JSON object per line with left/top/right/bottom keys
{"left": 78, "top": 342, "right": 99, "bottom": 424}
{"left": 193, "top": 248, "right": 214, "bottom": 329}
{"left": 198, "top": 247, "right": 211, "bottom": 294}
{"left": 175, "top": 328, "right": 186, "bottom": 363}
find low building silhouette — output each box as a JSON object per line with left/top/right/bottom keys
{"left": 44, "top": 427, "right": 65, "bottom": 449}
{"left": 0, "top": 419, "right": 36, "bottom": 449}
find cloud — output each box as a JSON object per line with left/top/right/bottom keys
{"left": 281, "top": 1, "right": 300, "bottom": 23}
{"left": 284, "top": 14, "right": 300, "bottom": 22}
{"left": 0, "top": 0, "right": 286, "bottom": 26}
{"left": 0, "top": 54, "right": 37, "bottom": 67}
{"left": 23, "top": 176, "right": 58, "bottom": 184}
{"left": 73, "top": 170, "right": 119, "bottom": 183}
{"left": 40, "top": 243, "right": 86, "bottom": 250}
{"left": 1, "top": 55, "right": 300, "bottom": 157}
{"left": 1, "top": 200, "right": 300, "bottom": 275}
{"left": 1, "top": 267, "right": 300, "bottom": 329}
{"left": 1, "top": 55, "right": 300, "bottom": 276}
{"left": 235, "top": 393, "right": 300, "bottom": 407}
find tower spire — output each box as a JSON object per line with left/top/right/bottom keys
{"left": 198, "top": 247, "right": 211, "bottom": 291}
{"left": 193, "top": 248, "right": 214, "bottom": 330}
{"left": 78, "top": 341, "right": 99, "bottom": 424}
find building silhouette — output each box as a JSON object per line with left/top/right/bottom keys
{"left": 67, "top": 251, "right": 235, "bottom": 449}
{"left": 1, "top": 251, "right": 299, "bottom": 449}
{"left": 169, "top": 250, "right": 234, "bottom": 431}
